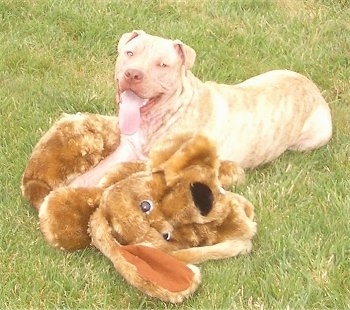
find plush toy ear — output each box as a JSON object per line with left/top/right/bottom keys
{"left": 190, "top": 182, "right": 214, "bottom": 216}
{"left": 89, "top": 208, "right": 201, "bottom": 303}
{"left": 173, "top": 39, "right": 196, "bottom": 70}
{"left": 117, "top": 30, "right": 145, "bottom": 52}
{"left": 151, "top": 134, "right": 219, "bottom": 186}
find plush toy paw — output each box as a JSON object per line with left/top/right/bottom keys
{"left": 39, "top": 187, "right": 103, "bottom": 250}
{"left": 21, "top": 112, "right": 119, "bottom": 210}
{"left": 219, "top": 160, "right": 245, "bottom": 189}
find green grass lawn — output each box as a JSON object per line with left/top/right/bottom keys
{"left": 1, "top": 0, "right": 349, "bottom": 308}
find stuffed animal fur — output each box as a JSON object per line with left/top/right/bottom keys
{"left": 21, "top": 113, "right": 257, "bottom": 303}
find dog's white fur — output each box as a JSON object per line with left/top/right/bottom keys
{"left": 70, "top": 30, "right": 332, "bottom": 187}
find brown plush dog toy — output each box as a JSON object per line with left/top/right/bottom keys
{"left": 21, "top": 113, "right": 257, "bottom": 303}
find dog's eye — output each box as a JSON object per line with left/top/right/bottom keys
{"left": 126, "top": 51, "right": 133, "bottom": 57}
{"left": 159, "top": 62, "right": 167, "bottom": 67}
{"left": 162, "top": 232, "right": 171, "bottom": 241}
{"left": 139, "top": 200, "right": 153, "bottom": 214}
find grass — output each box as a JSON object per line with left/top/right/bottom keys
{"left": 1, "top": 0, "right": 349, "bottom": 308}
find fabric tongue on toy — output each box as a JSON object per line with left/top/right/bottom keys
{"left": 119, "top": 90, "right": 146, "bottom": 135}
{"left": 120, "top": 244, "right": 196, "bottom": 293}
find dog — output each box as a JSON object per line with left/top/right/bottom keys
{"left": 70, "top": 30, "right": 332, "bottom": 187}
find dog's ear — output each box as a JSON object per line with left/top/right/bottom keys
{"left": 117, "top": 30, "right": 145, "bottom": 52}
{"left": 151, "top": 134, "right": 219, "bottom": 186}
{"left": 174, "top": 40, "right": 196, "bottom": 70}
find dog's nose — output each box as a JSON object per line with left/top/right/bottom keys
{"left": 124, "top": 69, "right": 144, "bottom": 82}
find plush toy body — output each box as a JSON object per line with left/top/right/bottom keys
{"left": 22, "top": 114, "right": 256, "bottom": 303}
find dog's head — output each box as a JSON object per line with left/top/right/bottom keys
{"left": 114, "top": 30, "right": 197, "bottom": 134}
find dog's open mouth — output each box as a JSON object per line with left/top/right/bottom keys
{"left": 140, "top": 96, "right": 159, "bottom": 113}
{"left": 119, "top": 90, "right": 160, "bottom": 135}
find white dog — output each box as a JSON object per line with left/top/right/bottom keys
{"left": 70, "top": 30, "right": 332, "bottom": 187}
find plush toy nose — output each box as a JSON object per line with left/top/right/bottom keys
{"left": 162, "top": 232, "right": 171, "bottom": 241}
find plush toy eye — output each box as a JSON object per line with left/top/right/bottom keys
{"left": 126, "top": 51, "right": 133, "bottom": 56}
{"left": 162, "top": 232, "right": 171, "bottom": 241}
{"left": 139, "top": 200, "right": 153, "bottom": 214}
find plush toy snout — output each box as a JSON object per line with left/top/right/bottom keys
{"left": 97, "top": 177, "right": 174, "bottom": 251}
{"left": 89, "top": 203, "right": 202, "bottom": 303}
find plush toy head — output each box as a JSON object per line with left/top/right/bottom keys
{"left": 94, "top": 133, "right": 256, "bottom": 262}
{"left": 90, "top": 133, "right": 256, "bottom": 302}
{"left": 21, "top": 113, "right": 256, "bottom": 303}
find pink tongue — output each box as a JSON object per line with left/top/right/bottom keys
{"left": 118, "top": 91, "right": 145, "bottom": 135}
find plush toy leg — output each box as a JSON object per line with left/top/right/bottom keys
{"left": 89, "top": 208, "right": 201, "bottom": 303}
{"left": 171, "top": 239, "right": 254, "bottom": 264}
{"left": 21, "top": 113, "right": 119, "bottom": 210}
{"left": 39, "top": 187, "right": 103, "bottom": 250}
{"left": 21, "top": 179, "right": 52, "bottom": 210}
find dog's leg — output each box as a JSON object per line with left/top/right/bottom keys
{"left": 69, "top": 132, "right": 144, "bottom": 187}
{"left": 289, "top": 104, "right": 332, "bottom": 151}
